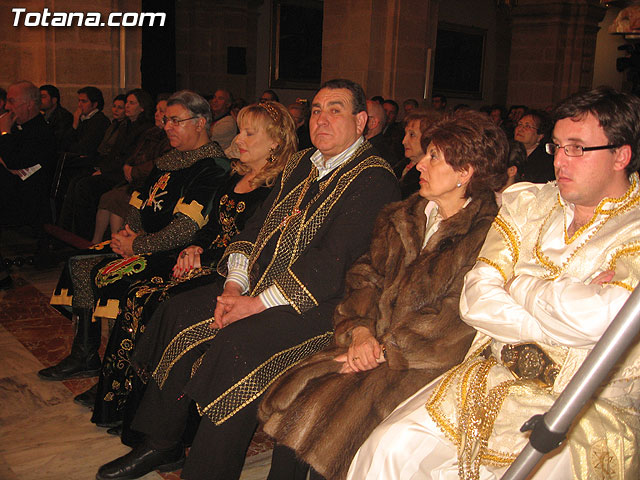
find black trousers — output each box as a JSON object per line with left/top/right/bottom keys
{"left": 268, "top": 444, "right": 326, "bottom": 480}
{"left": 131, "top": 344, "right": 259, "bottom": 480}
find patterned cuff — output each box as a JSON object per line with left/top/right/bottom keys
{"left": 225, "top": 253, "right": 250, "bottom": 294}
{"left": 258, "top": 285, "right": 289, "bottom": 308}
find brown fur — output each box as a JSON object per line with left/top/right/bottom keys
{"left": 259, "top": 191, "right": 499, "bottom": 479}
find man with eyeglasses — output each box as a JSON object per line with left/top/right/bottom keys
{"left": 348, "top": 86, "right": 640, "bottom": 479}
{"left": 514, "top": 109, "right": 554, "bottom": 183}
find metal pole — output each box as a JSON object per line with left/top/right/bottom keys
{"left": 502, "top": 286, "right": 640, "bottom": 480}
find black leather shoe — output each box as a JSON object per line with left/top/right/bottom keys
{"left": 96, "top": 442, "right": 185, "bottom": 479}
{"left": 74, "top": 384, "right": 98, "bottom": 408}
{"left": 38, "top": 353, "right": 101, "bottom": 381}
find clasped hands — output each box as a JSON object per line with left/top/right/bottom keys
{"left": 335, "top": 326, "right": 386, "bottom": 374}
{"left": 173, "top": 245, "right": 203, "bottom": 278}
{"left": 110, "top": 225, "right": 139, "bottom": 257}
{"left": 211, "top": 281, "right": 265, "bottom": 330}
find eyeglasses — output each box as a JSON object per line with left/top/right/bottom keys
{"left": 516, "top": 122, "right": 538, "bottom": 131}
{"left": 545, "top": 143, "right": 620, "bottom": 157}
{"left": 162, "top": 116, "right": 198, "bottom": 126}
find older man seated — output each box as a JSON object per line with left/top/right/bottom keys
{"left": 348, "top": 86, "right": 640, "bottom": 479}
{"left": 96, "top": 78, "right": 400, "bottom": 480}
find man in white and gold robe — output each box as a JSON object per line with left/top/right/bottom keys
{"left": 347, "top": 87, "right": 640, "bottom": 480}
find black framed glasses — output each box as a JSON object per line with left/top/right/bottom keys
{"left": 545, "top": 143, "right": 620, "bottom": 157}
{"left": 162, "top": 115, "right": 198, "bottom": 126}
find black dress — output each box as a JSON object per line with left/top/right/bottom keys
{"left": 90, "top": 173, "right": 270, "bottom": 428}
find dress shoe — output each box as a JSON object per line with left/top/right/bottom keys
{"left": 74, "top": 384, "right": 98, "bottom": 408}
{"left": 106, "top": 425, "right": 123, "bottom": 436}
{"left": 38, "top": 353, "right": 101, "bottom": 381}
{"left": 96, "top": 442, "right": 185, "bottom": 479}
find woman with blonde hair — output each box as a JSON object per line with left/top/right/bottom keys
{"left": 81, "top": 101, "right": 297, "bottom": 444}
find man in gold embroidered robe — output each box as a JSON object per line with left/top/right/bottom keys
{"left": 347, "top": 87, "right": 640, "bottom": 480}
{"left": 96, "top": 79, "right": 400, "bottom": 480}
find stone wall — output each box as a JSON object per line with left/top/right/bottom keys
{"left": 322, "top": 0, "right": 435, "bottom": 103}
{"left": 174, "top": 0, "right": 258, "bottom": 99}
{"left": 507, "top": 0, "right": 606, "bottom": 108}
{"left": 0, "top": 0, "right": 142, "bottom": 112}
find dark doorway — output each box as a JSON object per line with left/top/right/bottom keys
{"left": 141, "top": 0, "right": 176, "bottom": 100}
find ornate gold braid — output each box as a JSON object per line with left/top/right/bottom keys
{"left": 491, "top": 214, "right": 520, "bottom": 266}
{"left": 197, "top": 331, "right": 333, "bottom": 425}
{"left": 246, "top": 148, "right": 392, "bottom": 313}
{"left": 152, "top": 319, "right": 219, "bottom": 389}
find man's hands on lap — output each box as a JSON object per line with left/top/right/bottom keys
{"left": 111, "top": 225, "right": 139, "bottom": 257}
{"left": 212, "top": 282, "right": 265, "bottom": 329}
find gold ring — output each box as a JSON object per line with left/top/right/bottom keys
{"left": 180, "top": 251, "right": 186, "bottom": 258}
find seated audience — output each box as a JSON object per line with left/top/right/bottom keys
{"left": 259, "top": 109, "right": 508, "bottom": 480}
{"left": 230, "top": 97, "right": 248, "bottom": 122}
{"left": 58, "top": 89, "right": 155, "bottom": 240}
{"left": 0, "top": 87, "right": 7, "bottom": 116}
{"left": 431, "top": 93, "right": 447, "bottom": 112}
{"left": 40, "top": 84, "right": 73, "bottom": 148}
{"left": 365, "top": 99, "right": 396, "bottom": 166}
{"left": 41, "top": 90, "right": 230, "bottom": 384}
{"left": 259, "top": 89, "right": 279, "bottom": 103}
{"left": 288, "top": 100, "right": 312, "bottom": 150}
{"left": 396, "top": 109, "right": 441, "bottom": 198}
{"left": 503, "top": 103, "right": 527, "bottom": 138}
{"left": 515, "top": 109, "right": 554, "bottom": 183}
{"left": 80, "top": 101, "right": 296, "bottom": 447}
{"left": 91, "top": 97, "right": 171, "bottom": 244}
{"left": 496, "top": 140, "right": 526, "bottom": 206}
{"left": 64, "top": 86, "right": 111, "bottom": 159}
{"left": 348, "top": 86, "right": 640, "bottom": 480}
{"left": 382, "top": 99, "right": 405, "bottom": 160}
{"left": 401, "top": 98, "right": 419, "bottom": 119}
{"left": 95, "top": 78, "right": 399, "bottom": 480}
{"left": 0, "top": 81, "right": 56, "bottom": 227}
{"left": 209, "top": 88, "right": 236, "bottom": 150}
{"left": 96, "top": 94, "right": 128, "bottom": 159}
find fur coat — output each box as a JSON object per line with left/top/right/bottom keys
{"left": 259, "top": 190, "right": 499, "bottom": 480}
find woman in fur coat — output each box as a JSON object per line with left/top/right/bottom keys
{"left": 259, "top": 110, "right": 510, "bottom": 480}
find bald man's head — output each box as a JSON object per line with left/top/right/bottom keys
{"left": 365, "top": 99, "right": 387, "bottom": 139}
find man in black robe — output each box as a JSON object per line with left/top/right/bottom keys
{"left": 97, "top": 78, "right": 400, "bottom": 480}
{"left": 0, "top": 80, "right": 56, "bottom": 227}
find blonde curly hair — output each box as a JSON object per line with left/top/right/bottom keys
{"left": 233, "top": 101, "right": 298, "bottom": 187}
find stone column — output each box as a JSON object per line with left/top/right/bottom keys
{"left": 322, "top": 0, "right": 438, "bottom": 103}
{"left": 507, "top": 0, "right": 606, "bottom": 108}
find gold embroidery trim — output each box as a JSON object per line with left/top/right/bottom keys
{"left": 491, "top": 215, "right": 520, "bottom": 265}
{"left": 248, "top": 155, "right": 393, "bottom": 313}
{"left": 174, "top": 197, "right": 207, "bottom": 228}
{"left": 50, "top": 288, "right": 73, "bottom": 307}
{"left": 197, "top": 331, "right": 333, "bottom": 425}
{"left": 153, "top": 319, "right": 219, "bottom": 389}
{"left": 477, "top": 257, "right": 508, "bottom": 284}
{"left": 129, "top": 191, "right": 143, "bottom": 209}
{"left": 93, "top": 298, "right": 120, "bottom": 321}
{"left": 534, "top": 201, "right": 604, "bottom": 280}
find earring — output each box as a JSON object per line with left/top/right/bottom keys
{"left": 268, "top": 147, "right": 276, "bottom": 163}
{"left": 456, "top": 182, "right": 462, "bottom": 188}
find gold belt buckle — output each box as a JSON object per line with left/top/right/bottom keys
{"left": 500, "top": 343, "right": 560, "bottom": 388}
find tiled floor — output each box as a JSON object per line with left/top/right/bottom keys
{"left": 0, "top": 228, "right": 272, "bottom": 480}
